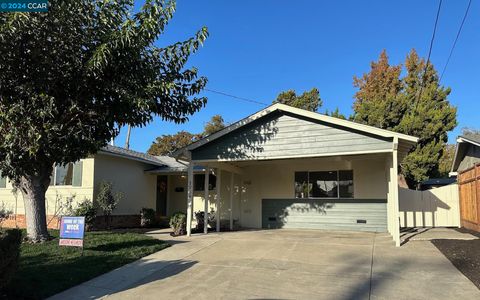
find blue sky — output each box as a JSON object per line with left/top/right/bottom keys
{"left": 118, "top": 0, "right": 479, "bottom": 152}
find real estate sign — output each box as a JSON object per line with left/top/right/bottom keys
{"left": 59, "top": 216, "right": 85, "bottom": 247}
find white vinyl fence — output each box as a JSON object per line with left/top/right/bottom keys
{"left": 399, "top": 184, "right": 460, "bottom": 228}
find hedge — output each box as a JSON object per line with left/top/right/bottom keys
{"left": 0, "top": 229, "right": 22, "bottom": 290}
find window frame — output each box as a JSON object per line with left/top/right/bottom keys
{"left": 294, "top": 170, "right": 354, "bottom": 199}
{"left": 193, "top": 173, "right": 217, "bottom": 191}
{"left": 0, "top": 173, "right": 7, "bottom": 189}
{"left": 50, "top": 161, "right": 82, "bottom": 187}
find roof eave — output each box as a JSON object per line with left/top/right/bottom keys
{"left": 98, "top": 149, "right": 165, "bottom": 167}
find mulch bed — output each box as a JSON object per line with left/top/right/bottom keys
{"left": 431, "top": 228, "right": 480, "bottom": 289}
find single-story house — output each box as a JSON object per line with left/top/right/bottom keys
{"left": 0, "top": 145, "right": 211, "bottom": 229}
{"left": 1, "top": 103, "right": 418, "bottom": 246}
{"left": 173, "top": 103, "right": 418, "bottom": 246}
{"left": 450, "top": 134, "right": 480, "bottom": 231}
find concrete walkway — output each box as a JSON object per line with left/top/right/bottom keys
{"left": 50, "top": 229, "right": 480, "bottom": 300}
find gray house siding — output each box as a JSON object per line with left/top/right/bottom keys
{"left": 262, "top": 199, "right": 387, "bottom": 232}
{"left": 458, "top": 144, "right": 480, "bottom": 172}
{"left": 192, "top": 112, "right": 393, "bottom": 161}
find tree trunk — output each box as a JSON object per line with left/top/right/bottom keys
{"left": 19, "top": 167, "right": 52, "bottom": 242}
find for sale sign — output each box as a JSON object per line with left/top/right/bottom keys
{"left": 59, "top": 216, "right": 85, "bottom": 248}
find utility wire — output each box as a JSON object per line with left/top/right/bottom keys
{"left": 416, "top": 0, "right": 443, "bottom": 105}
{"left": 204, "top": 88, "right": 269, "bottom": 106}
{"left": 440, "top": 0, "right": 472, "bottom": 82}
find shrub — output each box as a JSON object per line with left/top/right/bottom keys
{"left": 194, "top": 209, "right": 216, "bottom": 231}
{"left": 96, "top": 181, "right": 123, "bottom": 228}
{"left": 0, "top": 229, "right": 22, "bottom": 290}
{"left": 169, "top": 212, "right": 186, "bottom": 236}
{"left": 73, "top": 199, "right": 97, "bottom": 230}
{"left": 140, "top": 208, "right": 156, "bottom": 227}
{"left": 0, "top": 202, "right": 13, "bottom": 228}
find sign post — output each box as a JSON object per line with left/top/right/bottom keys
{"left": 59, "top": 216, "right": 85, "bottom": 255}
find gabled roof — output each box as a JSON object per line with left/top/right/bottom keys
{"left": 451, "top": 135, "right": 480, "bottom": 172}
{"left": 99, "top": 145, "right": 165, "bottom": 166}
{"left": 174, "top": 103, "right": 418, "bottom": 159}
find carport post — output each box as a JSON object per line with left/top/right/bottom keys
{"left": 392, "top": 141, "right": 400, "bottom": 247}
{"left": 229, "top": 172, "right": 234, "bottom": 230}
{"left": 186, "top": 162, "right": 194, "bottom": 237}
{"left": 204, "top": 167, "right": 210, "bottom": 234}
{"left": 216, "top": 169, "right": 221, "bottom": 232}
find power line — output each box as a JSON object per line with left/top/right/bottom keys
{"left": 204, "top": 88, "right": 269, "bottom": 106}
{"left": 440, "top": 0, "right": 472, "bottom": 82}
{"left": 417, "top": 0, "right": 443, "bottom": 104}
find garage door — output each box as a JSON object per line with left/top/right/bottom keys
{"left": 262, "top": 199, "right": 387, "bottom": 232}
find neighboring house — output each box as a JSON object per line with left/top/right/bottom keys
{"left": 451, "top": 134, "right": 480, "bottom": 231}
{"left": 0, "top": 145, "right": 210, "bottom": 229}
{"left": 451, "top": 134, "right": 480, "bottom": 176}
{"left": 174, "top": 103, "right": 418, "bottom": 246}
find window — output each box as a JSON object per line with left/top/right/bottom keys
{"left": 294, "top": 170, "right": 354, "bottom": 198}
{"left": 294, "top": 172, "right": 309, "bottom": 198}
{"left": 310, "top": 171, "right": 338, "bottom": 198}
{"left": 194, "top": 174, "right": 216, "bottom": 191}
{"left": 55, "top": 164, "right": 73, "bottom": 185}
{"left": 0, "top": 173, "right": 6, "bottom": 188}
{"left": 339, "top": 170, "right": 354, "bottom": 198}
{"left": 50, "top": 161, "right": 83, "bottom": 186}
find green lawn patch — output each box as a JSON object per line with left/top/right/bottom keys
{"left": 3, "top": 230, "right": 169, "bottom": 300}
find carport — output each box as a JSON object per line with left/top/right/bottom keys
{"left": 174, "top": 104, "right": 418, "bottom": 246}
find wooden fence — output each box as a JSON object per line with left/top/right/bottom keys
{"left": 399, "top": 184, "right": 460, "bottom": 228}
{"left": 458, "top": 163, "right": 480, "bottom": 231}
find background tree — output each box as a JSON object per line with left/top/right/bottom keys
{"left": 273, "top": 88, "right": 322, "bottom": 111}
{"left": 325, "top": 107, "right": 347, "bottom": 120}
{"left": 147, "top": 131, "right": 199, "bottom": 156}
{"left": 437, "top": 144, "right": 455, "bottom": 178}
{"left": 203, "top": 114, "right": 225, "bottom": 136}
{"left": 148, "top": 114, "right": 226, "bottom": 155}
{"left": 352, "top": 49, "right": 457, "bottom": 187}
{"left": 353, "top": 50, "right": 405, "bottom": 129}
{"left": 0, "top": 0, "right": 208, "bottom": 241}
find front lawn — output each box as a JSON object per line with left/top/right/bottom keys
{"left": 3, "top": 230, "right": 169, "bottom": 299}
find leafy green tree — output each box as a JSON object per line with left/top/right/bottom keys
{"left": 273, "top": 88, "right": 322, "bottom": 111}
{"left": 203, "top": 115, "right": 225, "bottom": 136}
{"left": 0, "top": 0, "right": 208, "bottom": 241}
{"left": 325, "top": 108, "right": 347, "bottom": 120}
{"left": 148, "top": 131, "right": 199, "bottom": 156}
{"left": 148, "top": 114, "right": 226, "bottom": 155}
{"left": 352, "top": 49, "right": 457, "bottom": 187}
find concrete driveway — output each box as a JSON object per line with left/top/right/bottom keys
{"left": 51, "top": 229, "right": 480, "bottom": 300}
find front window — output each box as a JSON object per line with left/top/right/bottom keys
{"left": 310, "top": 171, "right": 338, "bottom": 198}
{"left": 339, "top": 170, "right": 354, "bottom": 198}
{"left": 0, "top": 173, "right": 6, "bottom": 188}
{"left": 294, "top": 170, "right": 354, "bottom": 198}
{"left": 54, "top": 163, "right": 73, "bottom": 186}
{"left": 194, "top": 174, "right": 217, "bottom": 191}
{"left": 50, "top": 161, "right": 82, "bottom": 186}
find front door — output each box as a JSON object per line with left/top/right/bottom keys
{"left": 156, "top": 175, "right": 168, "bottom": 216}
